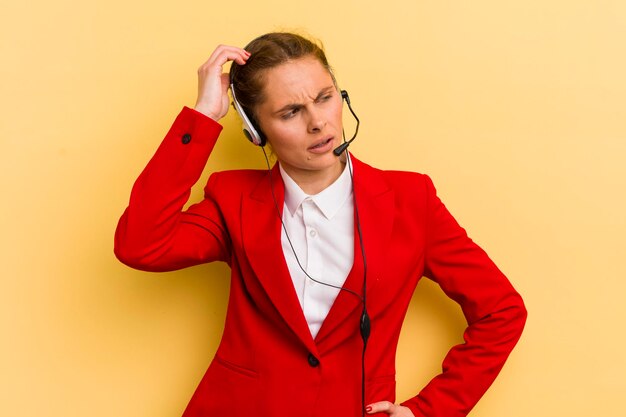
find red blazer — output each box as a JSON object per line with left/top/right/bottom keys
{"left": 115, "top": 107, "right": 527, "bottom": 417}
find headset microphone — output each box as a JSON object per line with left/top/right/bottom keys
{"left": 333, "top": 90, "right": 361, "bottom": 156}
{"left": 333, "top": 141, "right": 350, "bottom": 156}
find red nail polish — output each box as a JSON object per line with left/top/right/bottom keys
{"left": 365, "top": 406, "right": 372, "bottom": 412}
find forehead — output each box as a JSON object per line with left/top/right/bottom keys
{"left": 261, "top": 57, "right": 334, "bottom": 104}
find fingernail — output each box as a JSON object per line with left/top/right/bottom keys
{"left": 365, "top": 406, "right": 372, "bottom": 412}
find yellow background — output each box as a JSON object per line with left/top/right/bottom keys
{"left": 2, "top": 1, "right": 625, "bottom": 416}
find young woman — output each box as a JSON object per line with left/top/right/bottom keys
{"left": 115, "top": 32, "right": 527, "bottom": 417}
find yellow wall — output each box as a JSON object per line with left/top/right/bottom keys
{"left": 2, "top": 1, "right": 625, "bottom": 416}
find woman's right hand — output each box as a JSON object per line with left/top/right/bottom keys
{"left": 194, "top": 45, "right": 250, "bottom": 121}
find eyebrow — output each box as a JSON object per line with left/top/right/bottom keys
{"left": 273, "top": 86, "right": 336, "bottom": 115}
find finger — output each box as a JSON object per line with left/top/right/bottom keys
{"left": 210, "top": 48, "right": 249, "bottom": 67}
{"left": 196, "top": 46, "right": 248, "bottom": 79}
{"left": 197, "top": 53, "right": 248, "bottom": 84}
{"left": 198, "top": 54, "right": 247, "bottom": 78}
{"left": 366, "top": 401, "right": 395, "bottom": 414}
{"left": 220, "top": 72, "right": 230, "bottom": 92}
{"left": 211, "top": 44, "right": 249, "bottom": 59}
{"left": 206, "top": 45, "right": 250, "bottom": 68}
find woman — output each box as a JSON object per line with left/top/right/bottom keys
{"left": 114, "top": 32, "right": 527, "bottom": 417}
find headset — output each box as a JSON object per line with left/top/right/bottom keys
{"left": 230, "top": 83, "right": 267, "bottom": 146}
{"left": 231, "top": 82, "right": 370, "bottom": 417}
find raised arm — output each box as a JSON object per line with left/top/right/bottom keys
{"left": 114, "top": 45, "right": 250, "bottom": 271}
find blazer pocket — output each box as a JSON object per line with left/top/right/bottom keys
{"left": 186, "top": 356, "right": 259, "bottom": 416}
{"left": 213, "top": 355, "right": 259, "bottom": 379}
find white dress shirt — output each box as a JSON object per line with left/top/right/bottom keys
{"left": 279, "top": 161, "right": 354, "bottom": 339}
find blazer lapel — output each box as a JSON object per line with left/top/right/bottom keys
{"left": 241, "top": 164, "right": 318, "bottom": 355}
{"left": 315, "top": 155, "right": 395, "bottom": 345}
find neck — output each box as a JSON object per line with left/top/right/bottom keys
{"left": 281, "top": 160, "right": 345, "bottom": 195}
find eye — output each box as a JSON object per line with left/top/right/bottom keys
{"left": 281, "top": 108, "right": 300, "bottom": 120}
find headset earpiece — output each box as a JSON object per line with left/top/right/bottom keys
{"left": 341, "top": 89, "right": 350, "bottom": 104}
{"left": 230, "top": 83, "right": 266, "bottom": 147}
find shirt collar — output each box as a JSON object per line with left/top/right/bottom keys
{"left": 279, "top": 160, "right": 353, "bottom": 220}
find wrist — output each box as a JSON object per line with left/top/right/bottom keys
{"left": 193, "top": 103, "right": 220, "bottom": 121}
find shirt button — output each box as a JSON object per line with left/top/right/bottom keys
{"left": 307, "top": 353, "right": 320, "bottom": 367}
{"left": 182, "top": 133, "right": 192, "bottom": 144}
{"left": 309, "top": 229, "right": 317, "bottom": 238}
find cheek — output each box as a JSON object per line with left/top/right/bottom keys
{"left": 265, "top": 124, "right": 302, "bottom": 154}
{"left": 267, "top": 117, "right": 307, "bottom": 139}
{"left": 329, "top": 100, "right": 343, "bottom": 125}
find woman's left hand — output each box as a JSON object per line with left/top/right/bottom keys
{"left": 366, "top": 401, "right": 415, "bottom": 416}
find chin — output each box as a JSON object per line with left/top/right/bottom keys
{"left": 310, "top": 154, "right": 343, "bottom": 169}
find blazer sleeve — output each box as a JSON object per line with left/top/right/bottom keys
{"left": 114, "top": 106, "right": 232, "bottom": 272}
{"left": 400, "top": 175, "right": 527, "bottom": 417}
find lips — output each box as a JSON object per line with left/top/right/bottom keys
{"left": 308, "top": 137, "right": 334, "bottom": 153}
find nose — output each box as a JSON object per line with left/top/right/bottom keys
{"left": 307, "top": 107, "right": 326, "bottom": 133}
